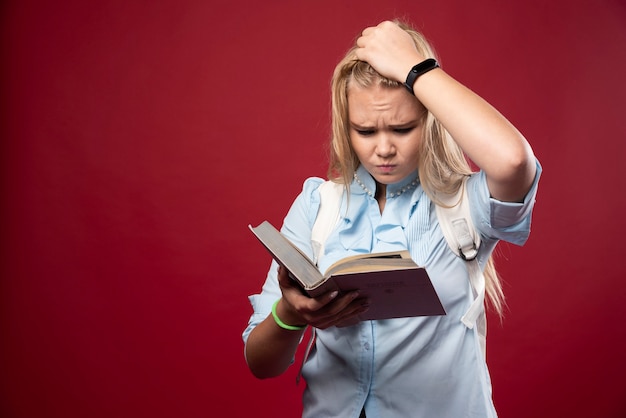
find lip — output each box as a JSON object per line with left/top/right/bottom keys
{"left": 376, "top": 164, "right": 396, "bottom": 173}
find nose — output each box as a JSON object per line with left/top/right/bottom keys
{"left": 375, "top": 132, "right": 395, "bottom": 157}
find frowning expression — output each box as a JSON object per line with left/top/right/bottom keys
{"left": 348, "top": 84, "right": 424, "bottom": 186}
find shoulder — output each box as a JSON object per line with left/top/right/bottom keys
{"left": 282, "top": 177, "right": 327, "bottom": 231}
{"left": 289, "top": 177, "right": 327, "bottom": 208}
{"left": 301, "top": 177, "right": 326, "bottom": 208}
{"left": 302, "top": 176, "right": 326, "bottom": 194}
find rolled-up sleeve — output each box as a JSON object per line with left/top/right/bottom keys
{"left": 468, "top": 159, "right": 542, "bottom": 246}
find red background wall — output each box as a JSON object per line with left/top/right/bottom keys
{"left": 2, "top": 1, "right": 625, "bottom": 417}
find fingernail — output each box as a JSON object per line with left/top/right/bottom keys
{"left": 329, "top": 291, "right": 339, "bottom": 299}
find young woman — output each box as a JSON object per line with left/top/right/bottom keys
{"left": 243, "top": 20, "right": 540, "bottom": 417}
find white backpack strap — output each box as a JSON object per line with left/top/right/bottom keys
{"left": 297, "top": 180, "right": 343, "bottom": 385}
{"left": 435, "top": 177, "right": 480, "bottom": 261}
{"left": 435, "top": 177, "right": 487, "bottom": 358}
{"left": 310, "top": 180, "right": 344, "bottom": 265}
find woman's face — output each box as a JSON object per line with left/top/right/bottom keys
{"left": 347, "top": 84, "right": 424, "bottom": 185}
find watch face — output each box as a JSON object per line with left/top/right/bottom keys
{"left": 413, "top": 59, "right": 438, "bottom": 74}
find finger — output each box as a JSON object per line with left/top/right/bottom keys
{"left": 334, "top": 297, "right": 370, "bottom": 323}
{"left": 291, "top": 291, "right": 348, "bottom": 327}
{"left": 295, "top": 288, "right": 340, "bottom": 315}
{"left": 278, "top": 274, "right": 341, "bottom": 317}
{"left": 361, "top": 26, "right": 375, "bottom": 36}
{"left": 309, "top": 290, "right": 356, "bottom": 314}
{"left": 277, "top": 268, "right": 299, "bottom": 295}
{"left": 277, "top": 265, "right": 291, "bottom": 286}
{"left": 306, "top": 293, "right": 367, "bottom": 328}
{"left": 311, "top": 299, "right": 370, "bottom": 329}
{"left": 355, "top": 34, "right": 369, "bottom": 50}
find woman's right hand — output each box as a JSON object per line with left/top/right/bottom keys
{"left": 277, "top": 265, "right": 369, "bottom": 329}
{"left": 355, "top": 20, "right": 423, "bottom": 85}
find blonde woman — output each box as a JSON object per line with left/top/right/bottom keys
{"left": 243, "top": 20, "right": 540, "bottom": 418}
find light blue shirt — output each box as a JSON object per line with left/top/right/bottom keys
{"left": 244, "top": 162, "right": 541, "bottom": 418}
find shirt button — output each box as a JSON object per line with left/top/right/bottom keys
{"left": 364, "top": 342, "right": 370, "bottom": 350}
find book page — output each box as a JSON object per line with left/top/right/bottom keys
{"left": 324, "top": 250, "right": 415, "bottom": 277}
{"left": 249, "top": 221, "right": 324, "bottom": 289}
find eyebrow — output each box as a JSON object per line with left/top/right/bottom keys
{"left": 349, "top": 122, "right": 374, "bottom": 130}
{"left": 349, "top": 119, "right": 421, "bottom": 130}
{"left": 389, "top": 121, "right": 420, "bottom": 129}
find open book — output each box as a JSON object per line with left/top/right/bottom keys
{"left": 249, "top": 221, "right": 445, "bottom": 320}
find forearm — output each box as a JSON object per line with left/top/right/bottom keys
{"left": 245, "top": 313, "right": 305, "bottom": 379}
{"left": 411, "top": 68, "right": 536, "bottom": 201}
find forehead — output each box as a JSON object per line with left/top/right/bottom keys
{"left": 347, "top": 84, "right": 423, "bottom": 122}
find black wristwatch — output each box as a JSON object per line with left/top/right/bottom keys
{"left": 404, "top": 58, "right": 440, "bottom": 95}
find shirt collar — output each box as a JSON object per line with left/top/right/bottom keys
{"left": 352, "top": 165, "right": 420, "bottom": 199}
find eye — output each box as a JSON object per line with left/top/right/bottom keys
{"left": 393, "top": 127, "right": 415, "bottom": 135}
{"left": 355, "top": 129, "right": 375, "bottom": 136}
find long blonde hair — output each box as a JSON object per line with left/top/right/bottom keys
{"left": 327, "top": 21, "right": 505, "bottom": 316}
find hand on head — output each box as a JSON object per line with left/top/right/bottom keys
{"left": 355, "top": 21, "right": 424, "bottom": 83}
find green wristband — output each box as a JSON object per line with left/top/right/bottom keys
{"left": 271, "top": 299, "right": 306, "bottom": 331}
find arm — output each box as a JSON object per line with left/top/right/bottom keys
{"left": 355, "top": 21, "right": 537, "bottom": 202}
{"left": 244, "top": 292, "right": 307, "bottom": 379}
{"left": 245, "top": 266, "right": 366, "bottom": 379}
